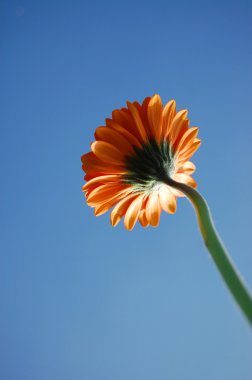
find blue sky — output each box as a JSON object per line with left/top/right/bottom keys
{"left": 1, "top": 0, "right": 252, "bottom": 379}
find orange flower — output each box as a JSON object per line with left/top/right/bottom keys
{"left": 81, "top": 94, "right": 201, "bottom": 230}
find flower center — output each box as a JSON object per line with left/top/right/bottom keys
{"left": 122, "top": 139, "right": 176, "bottom": 193}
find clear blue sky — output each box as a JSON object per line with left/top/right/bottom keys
{"left": 1, "top": 0, "right": 252, "bottom": 379}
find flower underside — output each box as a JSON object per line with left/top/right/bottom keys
{"left": 81, "top": 94, "right": 201, "bottom": 229}
{"left": 123, "top": 139, "right": 176, "bottom": 193}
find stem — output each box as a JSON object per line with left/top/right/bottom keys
{"left": 163, "top": 176, "right": 252, "bottom": 326}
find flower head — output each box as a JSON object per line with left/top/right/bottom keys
{"left": 81, "top": 94, "right": 201, "bottom": 230}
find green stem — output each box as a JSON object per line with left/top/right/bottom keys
{"left": 163, "top": 176, "right": 252, "bottom": 326}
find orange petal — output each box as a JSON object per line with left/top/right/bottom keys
{"left": 162, "top": 100, "right": 176, "bottom": 138}
{"left": 110, "top": 193, "right": 137, "bottom": 227}
{"left": 81, "top": 152, "right": 123, "bottom": 174}
{"left": 138, "top": 210, "right": 149, "bottom": 227}
{"left": 106, "top": 119, "right": 141, "bottom": 148}
{"left": 170, "top": 187, "right": 185, "bottom": 198}
{"left": 94, "top": 127, "right": 134, "bottom": 156}
{"left": 178, "top": 140, "right": 201, "bottom": 163}
{"left": 170, "top": 110, "right": 188, "bottom": 145}
{"left": 177, "top": 161, "right": 196, "bottom": 174}
{"left": 87, "top": 183, "right": 130, "bottom": 206}
{"left": 81, "top": 151, "right": 91, "bottom": 164}
{"left": 173, "top": 173, "right": 197, "bottom": 188}
{"left": 124, "top": 194, "right": 144, "bottom": 230}
{"left": 138, "top": 196, "right": 149, "bottom": 227}
{"left": 91, "top": 141, "right": 125, "bottom": 166}
{"left": 158, "top": 185, "right": 177, "bottom": 214}
{"left": 127, "top": 101, "right": 148, "bottom": 143}
{"left": 147, "top": 94, "right": 163, "bottom": 140}
{"left": 82, "top": 174, "right": 120, "bottom": 191}
{"left": 172, "top": 119, "right": 189, "bottom": 152}
{"left": 94, "top": 196, "right": 121, "bottom": 216}
{"left": 133, "top": 101, "right": 142, "bottom": 113}
{"left": 84, "top": 173, "right": 98, "bottom": 181}
{"left": 140, "top": 97, "right": 151, "bottom": 137}
{"left": 112, "top": 109, "right": 139, "bottom": 139}
{"left": 176, "top": 127, "right": 199, "bottom": 154}
{"left": 146, "top": 191, "right": 161, "bottom": 227}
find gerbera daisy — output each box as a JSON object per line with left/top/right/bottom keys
{"left": 81, "top": 94, "right": 252, "bottom": 324}
{"left": 81, "top": 94, "right": 201, "bottom": 230}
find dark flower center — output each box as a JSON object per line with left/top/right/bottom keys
{"left": 122, "top": 139, "right": 176, "bottom": 192}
